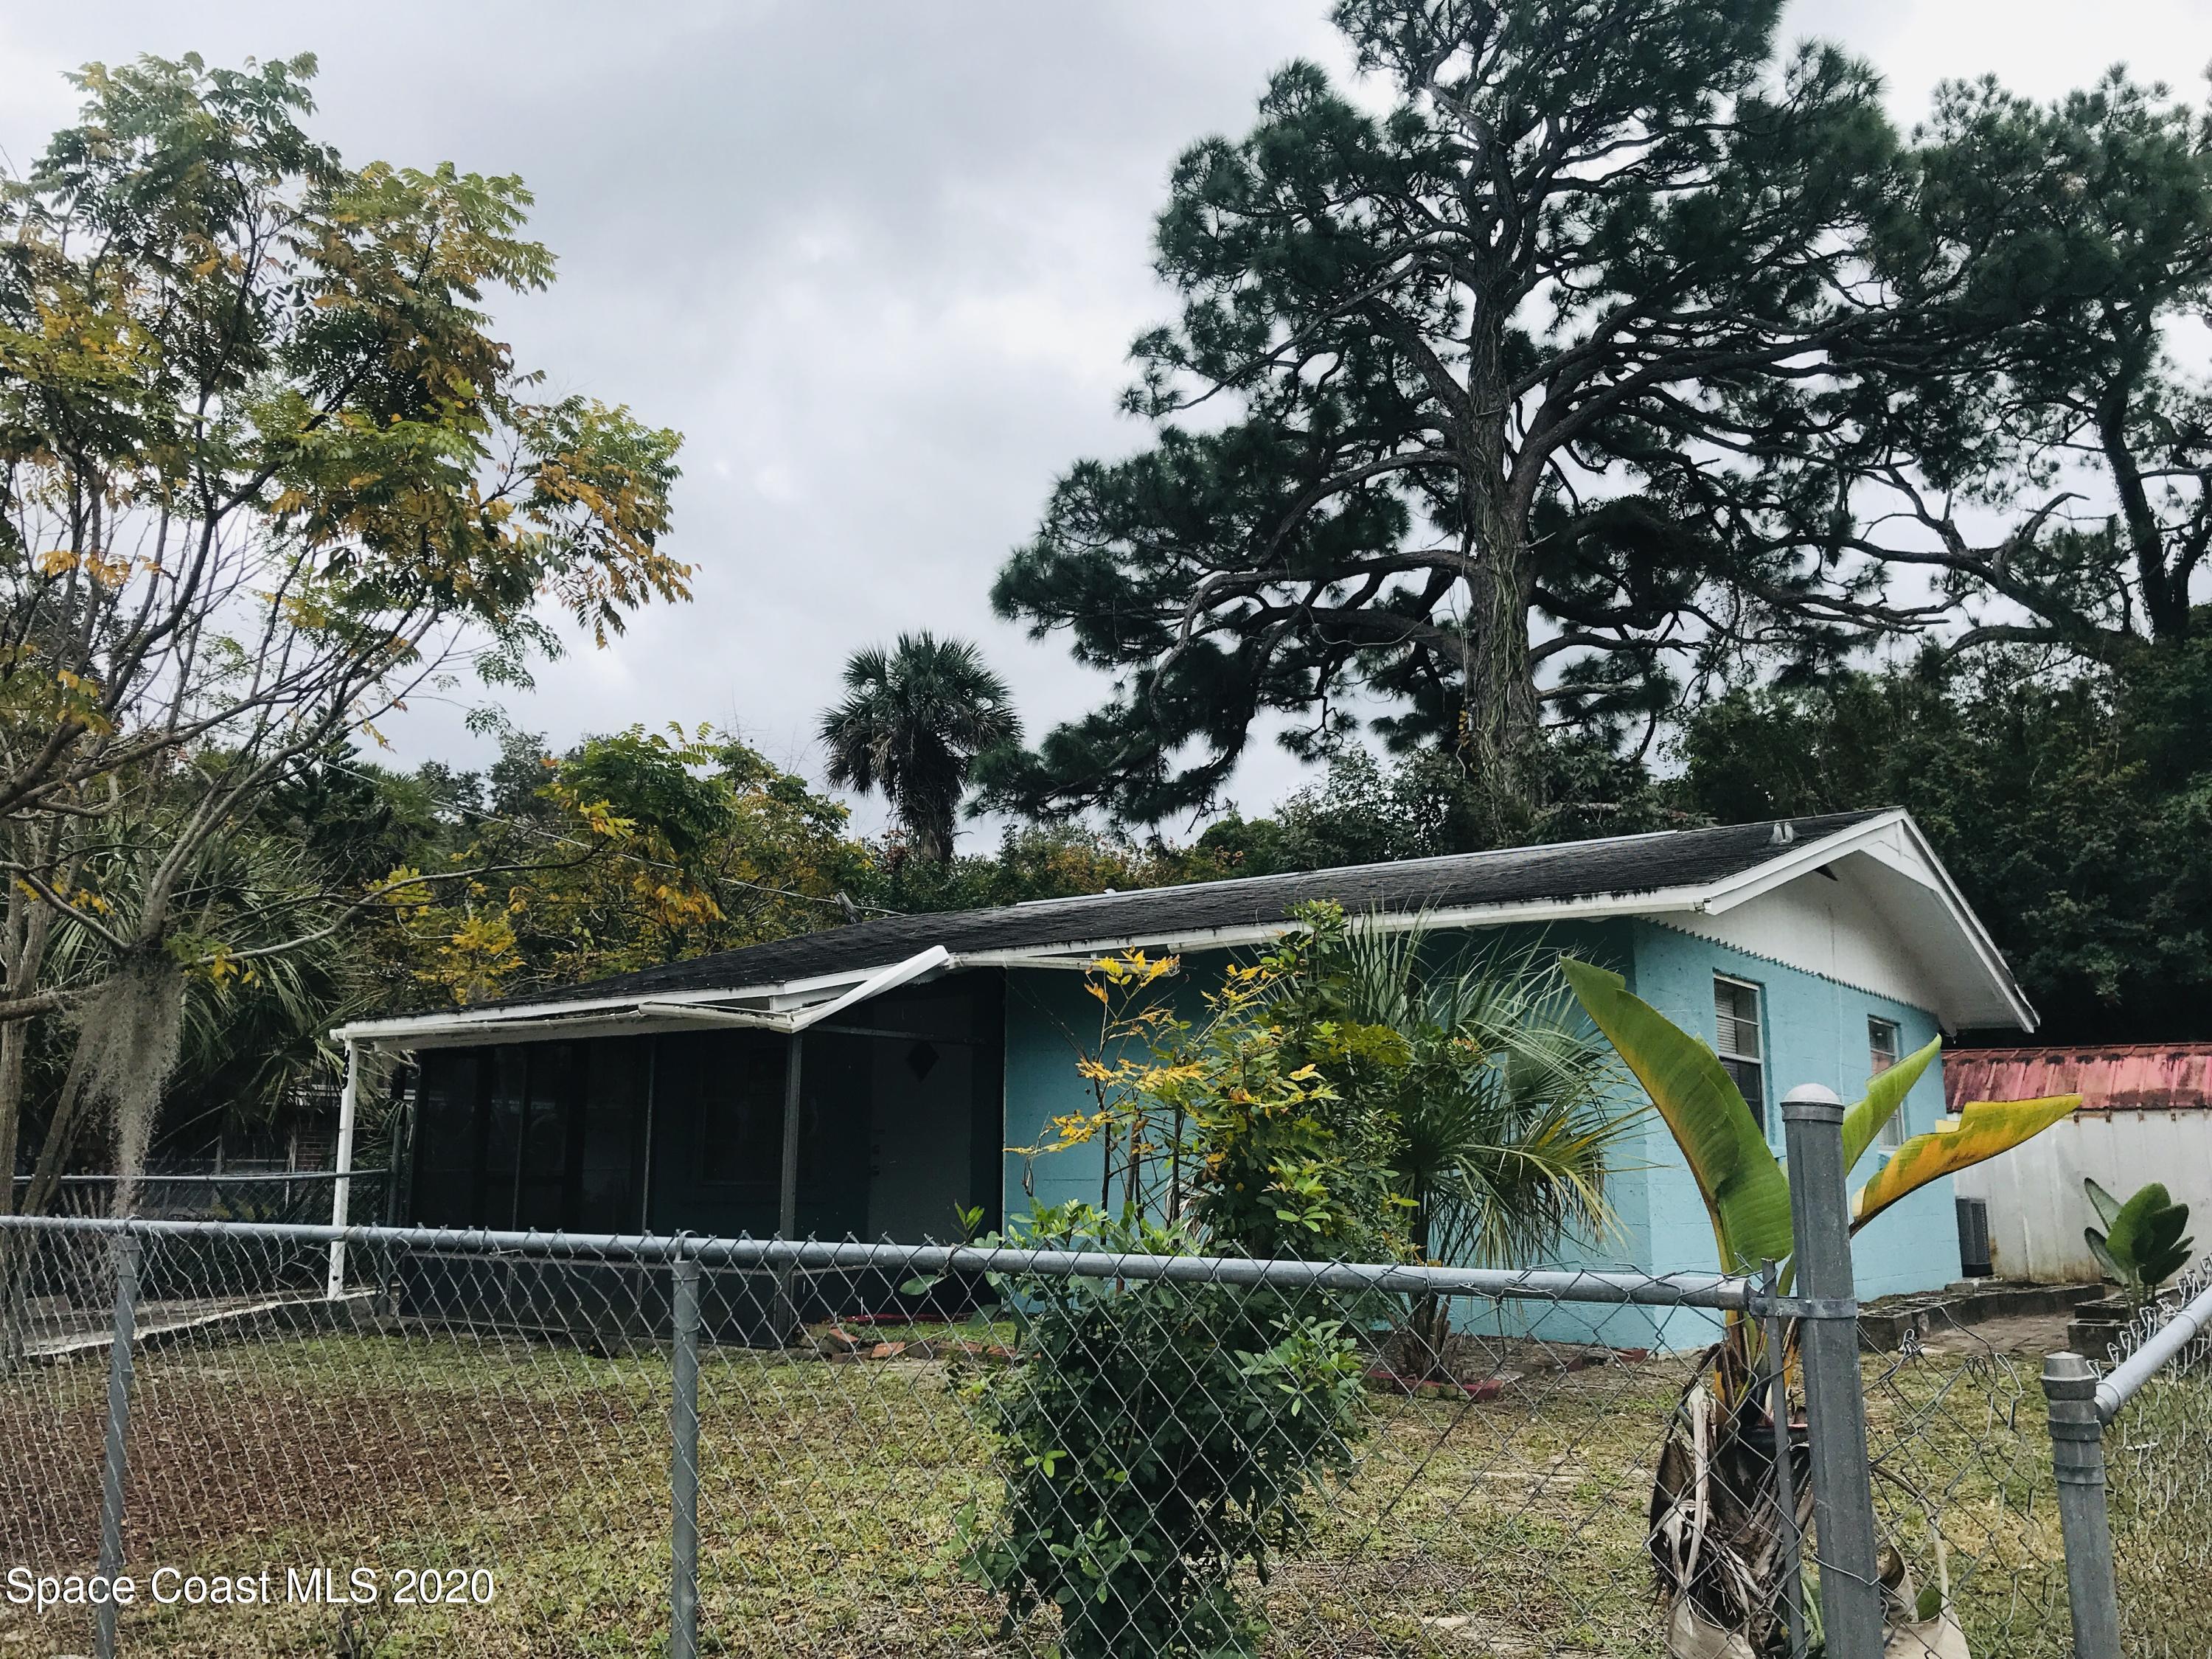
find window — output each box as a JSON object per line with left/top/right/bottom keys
{"left": 1713, "top": 976, "right": 1766, "bottom": 1121}
{"left": 1869, "top": 1017, "right": 1907, "bottom": 1150}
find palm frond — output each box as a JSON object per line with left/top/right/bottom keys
{"left": 1342, "top": 911, "right": 1642, "bottom": 1269}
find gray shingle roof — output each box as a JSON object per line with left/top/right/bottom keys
{"left": 481, "top": 810, "right": 1886, "bottom": 1011}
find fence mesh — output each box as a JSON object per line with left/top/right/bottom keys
{"left": 1857, "top": 1300, "right": 2070, "bottom": 1659}
{"left": 13, "top": 1221, "right": 2199, "bottom": 1658}
{"left": 0, "top": 1222, "right": 1773, "bottom": 1658}
{"left": 2103, "top": 1267, "right": 2212, "bottom": 1659}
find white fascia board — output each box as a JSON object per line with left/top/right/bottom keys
{"left": 334, "top": 947, "right": 955, "bottom": 1051}
{"left": 1694, "top": 810, "right": 1913, "bottom": 914}
{"left": 957, "top": 887, "right": 1715, "bottom": 966}
{"left": 1887, "top": 814, "right": 2039, "bottom": 1031}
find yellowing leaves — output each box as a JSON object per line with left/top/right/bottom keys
{"left": 1851, "top": 1094, "right": 2081, "bottom": 1232}
{"left": 35, "top": 548, "right": 131, "bottom": 587}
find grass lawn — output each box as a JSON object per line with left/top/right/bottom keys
{"left": 0, "top": 1315, "right": 2092, "bottom": 1658}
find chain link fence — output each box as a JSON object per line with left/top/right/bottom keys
{"left": 1, "top": 1217, "right": 1784, "bottom": 1658}
{"left": 4, "top": 1211, "right": 2202, "bottom": 1658}
{"left": 2102, "top": 1267, "right": 2212, "bottom": 1657}
{"left": 1858, "top": 1298, "right": 2071, "bottom": 1658}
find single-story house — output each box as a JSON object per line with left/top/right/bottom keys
{"left": 1950, "top": 1044, "right": 2211, "bottom": 1283}
{"left": 333, "top": 807, "right": 2036, "bottom": 1332}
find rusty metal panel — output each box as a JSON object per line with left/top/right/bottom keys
{"left": 1945, "top": 1044, "right": 2212, "bottom": 1112}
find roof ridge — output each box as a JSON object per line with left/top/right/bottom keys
{"left": 1004, "top": 808, "right": 1887, "bottom": 915}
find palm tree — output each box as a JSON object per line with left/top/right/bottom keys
{"left": 1338, "top": 922, "right": 1644, "bottom": 1377}
{"left": 820, "top": 633, "right": 1020, "bottom": 863}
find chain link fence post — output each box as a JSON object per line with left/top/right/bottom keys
{"left": 1781, "top": 1085, "right": 1884, "bottom": 1659}
{"left": 2041, "top": 1350, "right": 2122, "bottom": 1659}
{"left": 94, "top": 1233, "right": 141, "bottom": 1659}
{"left": 669, "top": 1253, "right": 702, "bottom": 1659}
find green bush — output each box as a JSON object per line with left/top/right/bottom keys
{"left": 966, "top": 907, "right": 1402, "bottom": 1656}
{"left": 961, "top": 1206, "right": 1366, "bottom": 1659}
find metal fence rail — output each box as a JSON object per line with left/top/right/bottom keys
{"left": 2043, "top": 1267, "right": 2212, "bottom": 1659}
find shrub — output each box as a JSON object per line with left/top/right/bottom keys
{"left": 962, "top": 1207, "right": 1366, "bottom": 1659}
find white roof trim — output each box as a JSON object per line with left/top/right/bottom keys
{"left": 339, "top": 810, "right": 2034, "bottom": 1048}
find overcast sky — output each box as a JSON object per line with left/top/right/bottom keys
{"left": 4, "top": 1, "right": 2208, "bottom": 835}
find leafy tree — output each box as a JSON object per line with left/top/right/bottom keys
{"left": 820, "top": 632, "right": 1020, "bottom": 862}
{"left": 1669, "top": 650, "right": 2212, "bottom": 1040}
{"left": 851, "top": 822, "right": 1234, "bottom": 914}
{"left": 381, "top": 726, "right": 868, "bottom": 1006}
{"left": 0, "top": 53, "right": 686, "bottom": 1208}
{"left": 1845, "top": 72, "right": 2212, "bottom": 664}
{"left": 987, "top": 0, "right": 1959, "bottom": 831}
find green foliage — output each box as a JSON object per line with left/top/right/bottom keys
{"left": 1193, "top": 750, "right": 1489, "bottom": 874}
{"left": 1867, "top": 71, "right": 2212, "bottom": 658}
{"left": 1669, "top": 652, "right": 2212, "bottom": 1040}
{"left": 852, "top": 824, "right": 1237, "bottom": 916}
{"left": 369, "top": 724, "right": 869, "bottom": 1005}
{"left": 820, "top": 633, "right": 1020, "bottom": 862}
{"left": 1336, "top": 928, "right": 1636, "bottom": 1273}
{"left": 970, "top": 908, "right": 1416, "bottom": 1656}
{"left": 1164, "top": 908, "right": 1411, "bottom": 1264}
{"left": 961, "top": 1205, "right": 1366, "bottom": 1659}
{"left": 2084, "top": 1178, "right": 2195, "bottom": 1306}
{"left": 1563, "top": 957, "right": 2072, "bottom": 1290}
{"left": 984, "top": 0, "right": 1958, "bottom": 827}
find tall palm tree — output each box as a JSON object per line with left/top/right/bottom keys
{"left": 820, "top": 633, "right": 1020, "bottom": 863}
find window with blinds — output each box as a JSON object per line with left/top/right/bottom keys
{"left": 1712, "top": 975, "right": 1766, "bottom": 1124}
{"left": 1869, "top": 1016, "right": 1906, "bottom": 1150}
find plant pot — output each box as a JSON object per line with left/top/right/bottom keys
{"left": 2066, "top": 1293, "right": 2135, "bottom": 1360}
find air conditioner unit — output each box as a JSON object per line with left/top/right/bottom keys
{"left": 1955, "top": 1197, "right": 1993, "bottom": 1279}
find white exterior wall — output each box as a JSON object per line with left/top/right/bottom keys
{"left": 1953, "top": 1110, "right": 2212, "bottom": 1283}
{"left": 1666, "top": 870, "right": 1952, "bottom": 1018}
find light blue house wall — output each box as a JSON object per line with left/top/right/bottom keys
{"left": 1624, "top": 922, "right": 1960, "bottom": 1301}
{"left": 996, "top": 911, "right": 1961, "bottom": 1333}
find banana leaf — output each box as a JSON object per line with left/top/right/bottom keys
{"left": 1850, "top": 1095, "right": 2080, "bottom": 1232}
{"left": 1840, "top": 1037, "right": 1942, "bottom": 1173}
{"left": 2084, "top": 1176, "right": 2126, "bottom": 1231}
{"left": 1562, "top": 959, "right": 1793, "bottom": 1274}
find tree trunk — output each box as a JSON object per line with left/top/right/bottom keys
{"left": 1461, "top": 524, "right": 1541, "bottom": 838}
{"left": 1458, "top": 313, "right": 1545, "bottom": 841}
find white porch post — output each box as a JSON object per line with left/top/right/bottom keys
{"left": 325, "top": 1040, "right": 361, "bottom": 1300}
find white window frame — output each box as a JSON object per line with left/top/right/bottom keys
{"left": 1712, "top": 974, "right": 1767, "bottom": 1127}
{"left": 1868, "top": 1016, "right": 1907, "bottom": 1151}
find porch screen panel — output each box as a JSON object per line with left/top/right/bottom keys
{"left": 484, "top": 1046, "right": 528, "bottom": 1228}
{"left": 411, "top": 1049, "right": 482, "bottom": 1226}
{"left": 515, "top": 1043, "right": 576, "bottom": 1231}
{"left": 579, "top": 1037, "right": 648, "bottom": 1234}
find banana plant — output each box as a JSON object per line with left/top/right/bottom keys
{"left": 1559, "top": 959, "right": 2079, "bottom": 1658}
{"left": 2084, "top": 1178, "right": 2194, "bottom": 1308}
